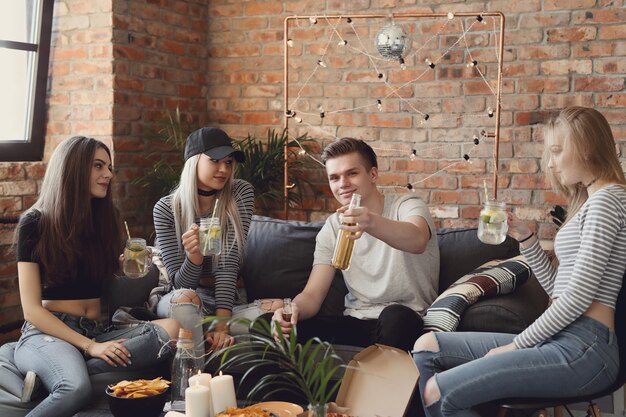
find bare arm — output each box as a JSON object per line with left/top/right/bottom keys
{"left": 341, "top": 205, "right": 431, "bottom": 254}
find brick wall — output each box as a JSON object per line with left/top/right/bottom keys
{"left": 0, "top": 0, "right": 625, "bottom": 336}
{"left": 205, "top": 0, "right": 626, "bottom": 229}
{"left": 0, "top": 0, "right": 208, "bottom": 341}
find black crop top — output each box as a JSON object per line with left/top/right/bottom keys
{"left": 16, "top": 210, "right": 103, "bottom": 300}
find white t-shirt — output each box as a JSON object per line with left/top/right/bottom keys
{"left": 314, "top": 194, "right": 440, "bottom": 319}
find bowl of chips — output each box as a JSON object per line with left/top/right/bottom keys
{"left": 106, "top": 377, "right": 170, "bottom": 417}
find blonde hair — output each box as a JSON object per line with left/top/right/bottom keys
{"left": 171, "top": 155, "right": 246, "bottom": 257}
{"left": 542, "top": 107, "right": 626, "bottom": 221}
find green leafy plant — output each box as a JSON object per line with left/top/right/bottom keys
{"left": 234, "top": 129, "right": 318, "bottom": 210}
{"left": 206, "top": 317, "right": 345, "bottom": 406}
{"left": 132, "top": 108, "right": 195, "bottom": 197}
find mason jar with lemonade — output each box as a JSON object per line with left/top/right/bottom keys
{"left": 477, "top": 200, "right": 508, "bottom": 245}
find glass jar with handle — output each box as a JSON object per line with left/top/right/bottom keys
{"left": 122, "top": 238, "right": 152, "bottom": 278}
{"left": 477, "top": 200, "right": 508, "bottom": 245}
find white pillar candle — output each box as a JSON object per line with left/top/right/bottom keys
{"left": 209, "top": 372, "right": 237, "bottom": 414}
{"left": 185, "top": 381, "right": 212, "bottom": 417}
{"left": 188, "top": 372, "right": 214, "bottom": 417}
{"left": 189, "top": 371, "right": 212, "bottom": 388}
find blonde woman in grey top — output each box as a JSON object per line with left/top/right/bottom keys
{"left": 413, "top": 107, "right": 626, "bottom": 417}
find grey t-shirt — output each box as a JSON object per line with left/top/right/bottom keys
{"left": 314, "top": 194, "right": 440, "bottom": 319}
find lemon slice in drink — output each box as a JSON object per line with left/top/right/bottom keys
{"left": 489, "top": 211, "right": 507, "bottom": 224}
{"left": 128, "top": 245, "right": 145, "bottom": 266}
{"left": 209, "top": 226, "right": 220, "bottom": 239}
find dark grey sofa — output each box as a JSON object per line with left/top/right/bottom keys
{"left": 242, "top": 215, "right": 549, "bottom": 335}
{"left": 232, "top": 215, "right": 549, "bottom": 407}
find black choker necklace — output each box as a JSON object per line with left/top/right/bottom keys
{"left": 197, "top": 188, "right": 218, "bottom": 197}
{"left": 585, "top": 178, "right": 599, "bottom": 188}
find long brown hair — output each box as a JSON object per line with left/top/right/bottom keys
{"left": 27, "top": 136, "right": 122, "bottom": 286}
{"left": 542, "top": 107, "right": 626, "bottom": 221}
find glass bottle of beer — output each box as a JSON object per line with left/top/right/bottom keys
{"left": 331, "top": 193, "right": 362, "bottom": 270}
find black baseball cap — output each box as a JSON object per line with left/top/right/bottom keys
{"left": 183, "top": 127, "right": 245, "bottom": 163}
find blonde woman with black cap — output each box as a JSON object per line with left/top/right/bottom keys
{"left": 153, "top": 127, "right": 254, "bottom": 351}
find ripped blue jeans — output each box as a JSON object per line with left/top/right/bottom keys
{"left": 14, "top": 312, "right": 173, "bottom": 417}
{"left": 412, "top": 316, "right": 619, "bottom": 417}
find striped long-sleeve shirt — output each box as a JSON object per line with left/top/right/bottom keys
{"left": 153, "top": 179, "right": 254, "bottom": 311}
{"left": 514, "top": 184, "right": 626, "bottom": 348}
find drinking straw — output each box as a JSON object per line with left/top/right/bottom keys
{"left": 211, "top": 198, "right": 219, "bottom": 222}
{"left": 483, "top": 179, "right": 489, "bottom": 202}
{"left": 124, "top": 221, "right": 131, "bottom": 241}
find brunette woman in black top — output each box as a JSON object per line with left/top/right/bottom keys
{"left": 14, "top": 136, "right": 179, "bottom": 417}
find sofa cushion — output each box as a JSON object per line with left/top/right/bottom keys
{"left": 458, "top": 274, "right": 549, "bottom": 333}
{"left": 424, "top": 256, "right": 533, "bottom": 332}
{"left": 241, "top": 216, "right": 347, "bottom": 317}
{"left": 104, "top": 265, "right": 160, "bottom": 319}
{"left": 437, "top": 228, "right": 521, "bottom": 293}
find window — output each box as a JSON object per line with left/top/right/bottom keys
{"left": 0, "top": 0, "right": 53, "bottom": 161}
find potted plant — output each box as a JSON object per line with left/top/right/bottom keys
{"left": 234, "top": 129, "right": 319, "bottom": 213}
{"left": 206, "top": 317, "right": 345, "bottom": 416}
{"left": 135, "top": 117, "right": 321, "bottom": 215}
{"left": 132, "top": 108, "right": 195, "bottom": 198}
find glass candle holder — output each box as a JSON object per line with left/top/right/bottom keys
{"left": 477, "top": 200, "right": 508, "bottom": 245}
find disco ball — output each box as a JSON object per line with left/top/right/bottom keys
{"left": 375, "top": 24, "right": 411, "bottom": 60}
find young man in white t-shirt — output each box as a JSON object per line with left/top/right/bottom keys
{"left": 272, "top": 137, "right": 440, "bottom": 351}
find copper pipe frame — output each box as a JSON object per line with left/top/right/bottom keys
{"left": 283, "top": 12, "right": 506, "bottom": 218}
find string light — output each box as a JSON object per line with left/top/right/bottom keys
{"left": 284, "top": 14, "right": 501, "bottom": 192}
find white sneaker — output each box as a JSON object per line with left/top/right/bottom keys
{"left": 21, "top": 371, "right": 40, "bottom": 403}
